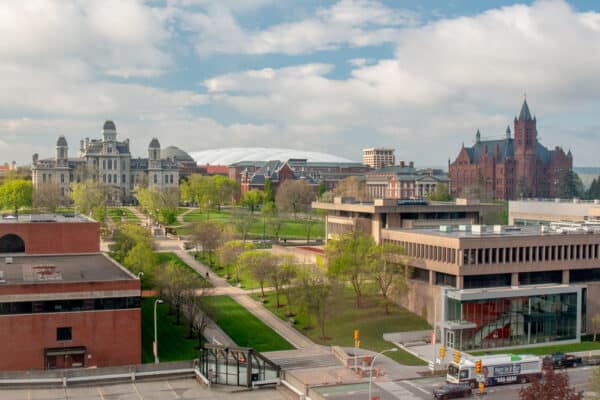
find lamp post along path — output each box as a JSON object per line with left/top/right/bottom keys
{"left": 154, "top": 299, "right": 164, "bottom": 364}
{"left": 368, "top": 348, "right": 397, "bottom": 400}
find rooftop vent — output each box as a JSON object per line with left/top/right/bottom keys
{"left": 5, "top": 257, "right": 12, "bottom": 264}
{"left": 439, "top": 225, "right": 453, "bottom": 233}
{"left": 0, "top": 270, "right": 5, "bottom": 284}
{"left": 471, "top": 225, "right": 486, "bottom": 235}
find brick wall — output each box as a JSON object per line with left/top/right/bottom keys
{"left": 0, "top": 221, "right": 99, "bottom": 254}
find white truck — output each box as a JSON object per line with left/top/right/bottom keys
{"left": 447, "top": 354, "right": 542, "bottom": 387}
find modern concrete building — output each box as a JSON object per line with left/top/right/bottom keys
{"left": 362, "top": 148, "right": 395, "bottom": 169}
{"left": 31, "top": 121, "right": 179, "bottom": 204}
{"left": 365, "top": 161, "right": 449, "bottom": 199}
{"left": 509, "top": 199, "right": 600, "bottom": 225}
{"left": 382, "top": 223, "right": 600, "bottom": 351}
{"left": 0, "top": 214, "right": 141, "bottom": 371}
{"left": 312, "top": 197, "right": 501, "bottom": 244}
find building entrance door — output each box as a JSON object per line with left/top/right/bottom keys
{"left": 446, "top": 330, "right": 455, "bottom": 348}
{"left": 44, "top": 347, "right": 86, "bottom": 369}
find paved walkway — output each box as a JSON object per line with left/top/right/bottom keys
{"left": 126, "top": 206, "right": 148, "bottom": 225}
{"left": 175, "top": 250, "right": 317, "bottom": 350}
{"left": 177, "top": 208, "right": 194, "bottom": 225}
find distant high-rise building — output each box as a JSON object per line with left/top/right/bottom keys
{"left": 448, "top": 99, "right": 573, "bottom": 200}
{"left": 362, "top": 148, "right": 395, "bottom": 169}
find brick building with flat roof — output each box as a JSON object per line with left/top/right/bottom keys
{"left": 0, "top": 214, "right": 141, "bottom": 371}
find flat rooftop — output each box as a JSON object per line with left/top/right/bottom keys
{"left": 390, "top": 224, "right": 600, "bottom": 239}
{"left": 0, "top": 254, "right": 135, "bottom": 285}
{"left": 0, "top": 213, "right": 93, "bottom": 224}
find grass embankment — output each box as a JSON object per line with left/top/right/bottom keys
{"left": 195, "top": 252, "right": 260, "bottom": 290}
{"left": 182, "top": 208, "right": 324, "bottom": 240}
{"left": 157, "top": 252, "right": 212, "bottom": 287}
{"left": 141, "top": 297, "right": 199, "bottom": 363}
{"left": 470, "top": 341, "right": 600, "bottom": 357}
{"left": 107, "top": 207, "right": 140, "bottom": 224}
{"left": 198, "top": 295, "right": 293, "bottom": 352}
{"left": 253, "top": 290, "right": 429, "bottom": 365}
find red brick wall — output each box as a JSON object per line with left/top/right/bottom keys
{"left": 0, "top": 221, "right": 99, "bottom": 254}
{"left": 0, "top": 309, "right": 141, "bottom": 370}
{"left": 0, "top": 280, "right": 139, "bottom": 296}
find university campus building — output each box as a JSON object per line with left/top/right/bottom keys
{"left": 0, "top": 214, "right": 141, "bottom": 371}
{"left": 362, "top": 148, "right": 395, "bottom": 170}
{"left": 448, "top": 100, "right": 573, "bottom": 200}
{"left": 365, "top": 161, "right": 449, "bottom": 200}
{"left": 314, "top": 197, "right": 600, "bottom": 351}
{"left": 509, "top": 199, "right": 600, "bottom": 225}
{"left": 31, "top": 121, "right": 179, "bottom": 204}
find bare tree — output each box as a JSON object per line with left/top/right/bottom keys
{"left": 519, "top": 363, "right": 583, "bottom": 400}
{"left": 188, "top": 220, "right": 223, "bottom": 266}
{"left": 275, "top": 179, "right": 315, "bottom": 219}
{"left": 230, "top": 208, "right": 256, "bottom": 242}
{"left": 237, "top": 250, "right": 277, "bottom": 297}
{"left": 217, "top": 240, "right": 256, "bottom": 281}
{"left": 332, "top": 176, "right": 371, "bottom": 201}
{"left": 371, "top": 242, "right": 407, "bottom": 314}
{"left": 33, "top": 183, "right": 67, "bottom": 212}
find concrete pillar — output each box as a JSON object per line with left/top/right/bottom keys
{"left": 511, "top": 272, "right": 519, "bottom": 287}
{"left": 562, "top": 269, "right": 570, "bottom": 284}
{"left": 457, "top": 275, "right": 464, "bottom": 290}
{"left": 429, "top": 270, "right": 435, "bottom": 286}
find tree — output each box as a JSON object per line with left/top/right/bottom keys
{"left": 588, "top": 176, "right": 600, "bottom": 199}
{"left": 136, "top": 186, "right": 179, "bottom": 225}
{"left": 332, "top": 176, "right": 370, "bottom": 201}
{"left": 279, "top": 257, "right": 298, "bottom": 313}
{"left": 230, "top": 208, "right": 256, "bottom": 242}
{"left": 267, "top": 255, "right": 294, "bottom": 309}
{"left": 592, "top": 313, "right": 600, "bottom": 342}
{"left": 155, "top": 261, "right": 204, "bottom": 325}
{"left": 428, "top": 183, "right": 453, "bottom": 201}
{"left": 32, "top": 183, "right": 67, "bottom": 212}
{"left": 237, "top": 250, "right": 277, "bottom": 297}
{"left": 189, "top": 220, "right": 222, "bottom": 266}
{"left": 189, "top": 299, "right": 209, "bottom": 348}
{"left": 0, "top": 179, "right": 33, "bottom": 215}
{"left": 317, "top": 181, "right": 327, "bottom": 198}
{"left": 276, "top": 179, "right": 315, "bottom": 218}
{"left": 326, "top": 230, "right": 375, "bottom": 308}
{"left": 263, "top": 178, "right": 275, "bottom": 205}
{"left": 372, "top": 242, "right": 407, "bottom": 314}
{"left": 240, "top": 190, "right": 264, "bottom": 213}
{"left": 70, "top": 180, "right": 106, "bottom": 218}
{"left": 558, "top": 170, "right": 585, "bottom": 199}
{"left": 213, "top": 175, "right": 238, "bottom": 211}
{"left": 297, "top": 263, "right": 341, "bottom": 339}
{"left": 217, "top": 240, "right": 256, "bottom": 282}
{"left": 519, "top": 363, "right": 583, "bottom": 400}
{"left": 301, "top": 211, "right": 319, "bottom": 244}
{"left": 122, "top": 242, "right": 158, "bottom": 278}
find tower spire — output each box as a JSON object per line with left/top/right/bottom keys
{"left": 518, "top": 97, "right": 532, "bottom": 121}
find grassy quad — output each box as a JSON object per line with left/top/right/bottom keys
{"left": 252, "top": 289, "right": 429, "bottom": 365}
{"left": 107, "top": 207, "right": 140, "bottom": 224}
{"left": 141, "top": 297, "right": 199, "bottom": 363}
{"left": 195, "top": 252, "right": 260, "bottom": 290}
{"left": 198, "top": 295, "right": 293, "bottom": 352}
{"left": 157, "top": 252, "right": 212, "bottom": 287}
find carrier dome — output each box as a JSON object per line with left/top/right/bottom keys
{"left": 189, "top": 147, "right": 354, "bottom": 165}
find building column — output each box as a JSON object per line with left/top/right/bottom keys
{"left": 429, "top": 270, "right": 435, "bottom": 286}
{"left": 457, "top": 275, "right": 464, "bottom": 290}
{"left": 562, "top": 269, "right": 570, "bottom": 284}
{"left": 511, "top": 272, "right": 519, "bottom": 287}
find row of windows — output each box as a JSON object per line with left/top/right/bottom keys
{"left": 0, "top": 297, "right": 140, "bottom": 315}
{"left": 384, "top": 239, "right": 458, "bottom": 264}
{"left": 463, "top": 243, "right": 600, "bottom": 265}
{"left": 102, "top": 159, "right": 125, "bottom": 170}
{"left": 153, "top": 174, "right": 175, "bottom": 184}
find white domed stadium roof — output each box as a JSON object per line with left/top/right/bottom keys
{"left": 189, "top": 147, "right": 354, "bottom": 165}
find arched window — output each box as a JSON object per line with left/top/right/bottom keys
{"left": 0, "top": 234, "right": 25, "bottom": 253}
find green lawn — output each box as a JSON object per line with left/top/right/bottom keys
{"left": 470, "top": 341, "right": 600, "bottom": 357}
{"left": 181, "top": 208, "right": 324, "bottom": 240}
{"left": 141, "top": 297, "right": 199, "bottom": 363}
{"left": 198, "top": 295, "right": 293, "bottom": 352}
{"left": 157, "top": 252, "right": 212, "bottom": 287}
{"left": 195, "top": 252, "right": 260, "bottom": 290}
{"left": 253, "top": 290, "right": 429, "bottom": 365}
{"left": 107, "top": 207, "right": 140, "bottom": 224}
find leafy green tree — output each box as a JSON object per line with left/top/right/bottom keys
{"left": 238, "top": 250, "right": 277, "bottom": 297}
{"left": 0, "top": 179, "right": 32, "bottom": 215}
{"left": 240, "top": 189, "right": 264, "bottom": 213}
{"left": 71, "top": 180, "right": 107, "bottom": 218}
{"left": 428, "top": 183, "right": 453, "bottom": 201}
{"left": 110, "top": 224, "right": 155, "bottom": 262}
{"left": 123, "top": 242, "right": 158, "bottom": 278}
{"left": 275, "top": 179, "right": 315, "bottom": 218}
{"left": 155, "top": 261, "right": 204, "bottom": 325}
{"left": 213, "top": 175, "right": 238, "bottom": 211}
{"left": 558, "top": 170, "right": 585, "bottom": 199}
{"left": 588, "top": 176, "right": 600, "bottom": 199}
{"left": 264, "top": 178, "right": 275, "bottom": 205}
{"left": 136, "top": 187, "right": 179, "bottom": 225}
{"left": 318, "top": 181, "right": 327, "bottom": 197}
{"left": 372, "top": 242, "right": 407, "bottom": 314}
{"left": 217, "top": 240, "right": 256, "bottom": 282}
{"left": 326, "top": 231, "right": 375, "bottom": 308}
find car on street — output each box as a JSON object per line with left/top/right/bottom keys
{"left": 433, "top": 383, "right": 472, "bottom": 399}
{"left": 545, "top": 352, "right": 582, "bottom": 369}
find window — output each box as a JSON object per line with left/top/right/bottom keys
{"left": 60, "top": 174, "right": 64, "bottom": 183}
{"left": 108, "top": 159, "right": 112, "bottom": 170}
{"left": 57, "top": 327, "right": 72, "bottom": 341}
{"left": 103, "top": 159, "right": 106, "bottom": 169}
{"left": 153, "top": 174, "right": 157, "bottom": 184}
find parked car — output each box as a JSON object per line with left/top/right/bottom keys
{"left": 546, "top": 352, "right": 582, "bottom": 368}
{"left": 433, "top": 383, "right": 473, "bottom": 399}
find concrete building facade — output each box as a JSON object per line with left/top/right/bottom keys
{"left": 365, "top": 162, "right": 449, "bottom": 199}
{"left": 509, "top": 199, "right": 600, "bottom": 225}
{"left": 0, "top": 214, "right": 141, "bottom": 371}
{"left": 362, "top": 148, "right": 395, "bottom": 169}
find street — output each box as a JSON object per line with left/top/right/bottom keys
{"left": 312, "top": 365, "right": 598, "bottom": 399}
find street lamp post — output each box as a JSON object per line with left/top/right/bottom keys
{"left": 368, "top": 348, "right": 398, "bottom": 400}
{"left": 154, "top": 299, "right": 164, "bottom": 364}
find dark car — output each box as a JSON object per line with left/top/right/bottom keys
{"left": 546, "top": 352, "right": 582, "bottom": 368}
{"left": 433, "top": 383, "right": 472, "bottom": 399}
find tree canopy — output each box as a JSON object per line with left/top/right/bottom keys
{"left": 275, "top": 179, "right": 315, "bottom": 218}
{"left": 0, "top": 179, "right": 32, "bottom": 215}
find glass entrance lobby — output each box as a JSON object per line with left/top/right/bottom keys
{"left": 441, "top": 285, "right": 583, "bottom": 351}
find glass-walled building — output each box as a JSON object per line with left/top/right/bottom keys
{"left": 442, "top": 286, "right": 583, "bottom": 351}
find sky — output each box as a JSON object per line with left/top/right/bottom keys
{"left": 1, "top": 0, "right": 600, "bottom": 167}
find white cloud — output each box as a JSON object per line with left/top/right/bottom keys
{"left": 184, "top": 0, "right": 418, "bottom": 56}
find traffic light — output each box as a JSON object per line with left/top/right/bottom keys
{"left": 479, "top": 382, "right": 485, "bottom": 395}
{"left": 356, "top": 340, "right": 361, "bottom": 348}
{"left": 353, "top": 329, "right": 360, "bottom": 341}
{"left": 475, "top": 360, "right": 482, "bottom": 374}
{"left": 454, "top": 351, "right": 460, "bottom": 364}
{"left": 439, "top": 345, "right": 446, "bottom": 359}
